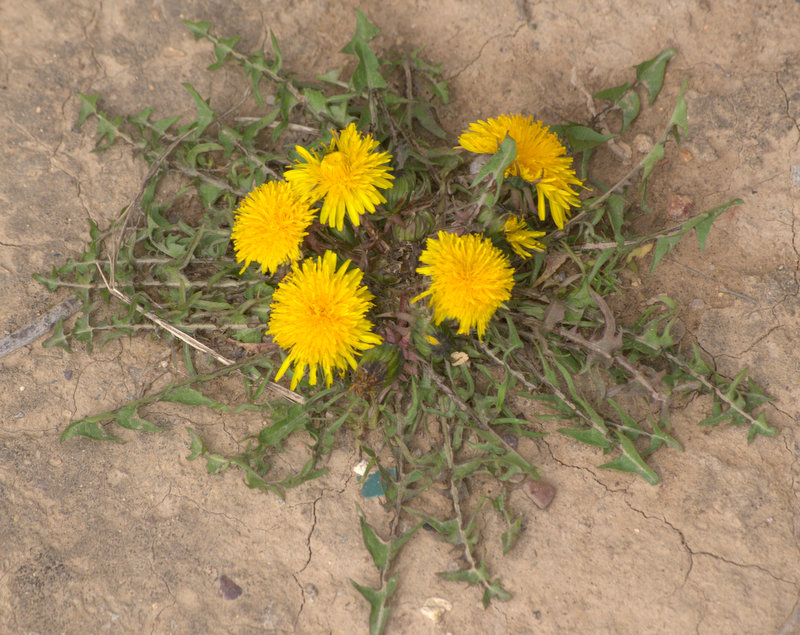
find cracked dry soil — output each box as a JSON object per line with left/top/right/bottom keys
{"left": 1, "top": 1, "right": 799, "bottom": 633}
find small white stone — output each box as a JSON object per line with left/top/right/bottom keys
{"left": 450, "top": 351, "right": 469, "bottom": 367}
{"left": 633, "top": 133, "right": 653, "bottom": 154}
{"left": 420, "top": 597, "right": 452, "bottom": 622}
{"left": 353, "top": 459, "right": 369, "bottom": 477}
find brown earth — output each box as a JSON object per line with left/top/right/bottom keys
{"left": 1, "top": 1, "right": 799, "bottom": 633}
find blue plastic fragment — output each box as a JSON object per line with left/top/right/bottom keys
{"left": 360, "top": 468, "right": 397, "bottom": 498}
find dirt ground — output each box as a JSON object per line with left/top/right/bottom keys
{"left": 1, "top": 0, "right": 799, "bottom": 633}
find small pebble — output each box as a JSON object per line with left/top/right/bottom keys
{"left": 526, "top": 480, "right": 556, "bottom": 509}
{"left": 450, "top": 351, "right": 469, "bottom": 366}
{"left": 353, "top": 459, "right": 369, "bottom": 477}
{"left": 420, "top": 597, "right": 452, "bottom": 622}
{"left": 665, "top": 194, "right": 694, "bottom": 219}
{"left": 304, "top": 583, "right": 318, "bottom": 599}
{"left": 502, "top": 432, "right": 519, "bottom": 450}
{"left": 63, "top": 370, "right": 73, "bottom": 380}
{"left": 633, "top": 133, "right": 653, "bottom": 154}
{"left": 218, "top": 575, "right": 242, "bottom": 600}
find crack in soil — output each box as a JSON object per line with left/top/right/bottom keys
{"left": 446, "top": 23, "right": 526, "bottom": 81}
{"left": 292, "top": 494, "right": 321, "bottom": 627}
{"left": 540, "top": 437, "right": 627, "bottom": 493}
{"left": 170, "top": 492, "right": 254, "bottom": 532}
{"left": 776, "top": 73, "right": 800, "bottom": 147}
{"left": 626, "top": 500, "right": 798, "bottom": 589}
{"left": 622, "top": 501, "right": 693, "bottom": 585}
{"left": 148, "top": 533, "right": 177, "bottom": 635}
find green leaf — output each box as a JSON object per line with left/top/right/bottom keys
{"left": 115, "top": 404, "right": 162, "bottom": 431}
{"left": 163, "top": 386, "right": 220, "bottom": 408}
{"left": 351, "top": 38, "right": 387, "bottom": 91}
{"left": 276, "top": 458, "right": 328, "bottom": 490}
{"left": 181, "top": 83, "right": 216, "bottom": 138}
{"left": 198, "top": 183, "right": 225, "bottom": 210}
{"left": 153, "top": 115, "right": 181, "bottom": 136}
{"left": 76, "top": 92, "right": 99, "bottom": 126}
{"left": 356, "top": 505, "right": 390, "bottom": 571}
{"left": 186, "top": 428, "right": 206, "bottom": 460}
{"left": 470, "top": 135, "right": 517, "bottom": 188}
{"left": 209, "top": 35, "right": 241, "bottom": 71}
{"left": 634, "top": 48, "right": 675, "bottom": 104}
{"left": 73, "top": 313, "right": 93, "bottom": 352}
{"left": 185, "top": 141, "right": 224, "bottom": 168}
{"left": 668, "top": 78, "right": 689, "bottom": 140}
{"left": 317, "top": 67, "right": 344, "bottom": 85}
{"left": 639, "top": 141, "right": 665, "bottom": 210}
{"left": 351, "top": 575, "right": 397, "bottom": 635}
{"left": 42, "top": 318, "right": 71, "bottom": 352}
{"left": 619, "top": 90, "right": 640, "bottom": 133}
{"left": 258, "top": 404, "right": 309, "bottom": 446}
{"left": 594, "top": 82, "right": 630, "bottom": 102}
{"left": 558, "top": 427, "right": 612, "bottom": 449}
{"left": 606, "top": 194, "right": 626, "bottom": 242}
{"left": 243, "top": 108, "right": 280, "bottom": 145}
{"left": 33, "top": 269, "right": 61, "bottom": 292}
{"left": 61, "top": 412, "right": 120, "bottom": 442}
{"left": 438, "top": 564, "right": 511, "bottom": 606}
{"left": 640, "top": 141, "right": 665, "bottom": 185}
{"left": 184, "top": 20, "right": 211, "bottom": 40}
{"left": 409, "top": 510, "right": 461, "bottom": 544}
{"left": 303, "top": 88, "right": 329, "bottom": 116}
{"left": 93, "top": 112, "right": 123, "bottom": 151}
{"left": 748, "top": 412, "right": 778, "bottom": 442}
{"left": 205, "top": 453, "right": 230, "bottom": 473}
{"left": 268, "top": 30, "right": 283, "bottom": 72}
{"left": 649, "top": 233, "right": 681, "bottom": 273}
{"left": 599, "top": 432, "right": 659, "bottom": 484}
{"left": 341, "top": 11, "right": 386, "bottom": 92}
{"left": 561, "top": 125, "right": 615, "bottom": 152}
{"left": 340, "top": 9, "right": 382, "bottom": 53}
{"left": 217, "top": 126, "right": 240, "bottom": 157}
{"left": 694, "top": 198, "right": 742, "bottom": 251}
{"left": 411, "top": 102, "right": 447, "bottom": 139}
{"left": 650, "top": 418, "right": 682, "bottom": 451}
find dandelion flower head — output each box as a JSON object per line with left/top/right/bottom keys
{"left": 458, "top": 114, "right": 582, "bottom": 229}
{"left": 503, "top": 215, "right": 546, "bottom": 258}
{"left": 414, "top": 232, "right": 515, "bottom": 340}
{"left": 284, "top": 123, "right": 394, "bottom": 231}
{"left": 268, "top": 250, "right": 382, "bottom": 390}
{"left": 231, "top": 181, "right": 316, "bottom": 275}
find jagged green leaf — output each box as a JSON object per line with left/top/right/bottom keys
{"left": 42, "top": 318, "right": 71, "bottom": 352}
{"left": 470, "top": 135, "right": 516, "bottom": 188}
{"left": 356, "top": 505, "right": 390, "bottom": 572}
{"left": 634, "top": 48, "right": 675, "bottom": 104}
{"left": 599, "top": 431, "right": 659, "bottom": 484}
{"left": 351, "top": 575, "right": 397, "bottom": 635}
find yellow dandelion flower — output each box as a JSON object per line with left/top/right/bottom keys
{"left": 231, "top": 181, "right": 316, "bottom": 275}
{"left": 503, "top": 215, "right": 546, "bottom": 258}
{"left": 268, "top": 250, "right": 382, "bottom": 390}
{"left": 413, "top": 232, "right": 515, "bottom": 340}
{"left": 458, "top": 114, "right": 583, "bottom": 229}
{"left": 284, "top": 123, "right": 394, "bottom": 231}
